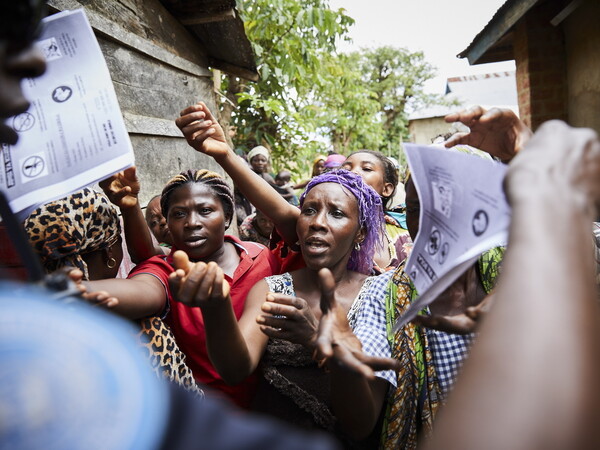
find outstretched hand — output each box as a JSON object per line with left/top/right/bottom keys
{"left": 67, "top": 268, "right": 119, "bottom": 308}
{"left": 314, "top": 268, "right": 400, "bottom": 378}
{"left": 168, "top": 250, "right": 231, "bottom": 308}
{"left": 175, "top": 102, "right": 230, "bottom": 161}
{"left": 412, "top": 293, "right": 494, "bottom": 335}
{"left": 256, "top": 293, "right": 319, "bottom": 349}
{"left": 444, "top": 106, "right": 532, "bottom": 163}
{"left": 99, "top": 166, "right": 140, "bottom": 210}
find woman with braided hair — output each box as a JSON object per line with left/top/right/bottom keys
{"left": 83, "top": 168, "right": 279, "bottom": 409}
{"left": 169, "top": 169, "right": 398, "bottom": 447}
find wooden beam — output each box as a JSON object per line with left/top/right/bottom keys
{"left": 47, "top": 0, "right": 211, "bottom": 78}
{"left": 209, "top": 58, "right": 259, "bottom": 82}
{"left": 551, "top": 0, "right": 584, "bottom": 26}
{"left": 178, "top": 9, "right": 236, "bottom": 26}
{"left": 459, "top": 0, "right": 540, "bottom": 65}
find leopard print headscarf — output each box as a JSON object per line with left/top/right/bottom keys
{"left": 23, "top": 187, "right": 121, "bottom": 279}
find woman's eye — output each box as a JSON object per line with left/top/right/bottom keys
{"left": 301, "top": 207, "right": 316, "bottom": 215}
{"left": 200, "top": 208, "right": 212, "bottom": 215}
{"left": 331, "top": 210, "right": 345, "bottom": 218}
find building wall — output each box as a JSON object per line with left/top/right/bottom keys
{"left": 513, "top": 0, "right": 568, "bottom": 131}
{"left": 407, "top": 117, "right": 452, "bottom": 145}
{"left": 564, "top": 0, "right": 600, "bottom": 134}
{"left": 48, "top": 0, "right": 225, "bottom": 207}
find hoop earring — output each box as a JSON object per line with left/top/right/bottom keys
{"left": 354, "top": 242, "right": 361, "bottom": 251}
{"left": 106, "top": 257, "right": 117, "bottom": 269}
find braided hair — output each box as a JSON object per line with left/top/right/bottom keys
{"left": 160, "top": 169, "right": 234, "bottom": 225}
{"left": 347, "top": 149, "right": 399, "bottom": 210}
{"left": 300, "top": 169, "right": 385, "bottom": 275}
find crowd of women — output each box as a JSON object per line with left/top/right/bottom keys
{"left": 3, "top": 2, "right": 600, "bottom": 449}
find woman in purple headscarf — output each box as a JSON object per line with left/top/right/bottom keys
{"left": 169, "top": 165, "right": 395, "bottom": 448}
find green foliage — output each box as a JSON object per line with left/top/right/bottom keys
{"left": 319, "top": 46, "right": 448, "bottom": 160}
{"left": 227, "top": 0, "right": 353, "bottom": 177}
{"left": 221, "top": 1, "right": 447, "bottom": 178}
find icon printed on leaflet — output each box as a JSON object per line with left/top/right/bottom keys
{"left": 52, "top": 86, "right": 73, "bottom": 103}
{"left": 472, "top": 210, "right": 489, "bottom": 237}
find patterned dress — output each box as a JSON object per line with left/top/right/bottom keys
{"left": 253, "top": 272, "right": 393, "bottom": 447}
{"left": 379, "top": 246, "right": 505, "bottom": 449}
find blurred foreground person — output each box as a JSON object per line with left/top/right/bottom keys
{"left": 425, "top": 121, "right": 600, "bottom": 449}
{"left": 0, "top": 1, "right": 46, "bottom": 145}
{"left": 0, "top": 285, "right": 339, "bottom": 450}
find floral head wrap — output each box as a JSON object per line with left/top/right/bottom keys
{"left": 23, "top": 188, "right": 121, "bottom": 279}
{"left": 300, "top": 169, "right": 384, "bottom": 274}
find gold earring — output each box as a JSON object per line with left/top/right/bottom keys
{"left": 106, "top": 257, "right": 117, "bottom": 269}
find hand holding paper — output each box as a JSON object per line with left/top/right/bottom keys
{"left": 394, "top": 144, "right": 510, "bottom": 332}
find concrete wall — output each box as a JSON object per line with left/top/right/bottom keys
{"left": 564, "top": 0, "right": 600, "bottom": 134}
{"left": 407, "top": 117, "right": 453, "bottom": 145}
{"left": 48, "top": 0, "right": 226, "bottom": 207}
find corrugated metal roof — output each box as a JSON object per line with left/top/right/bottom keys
{"left": 160, "top": 0, "right": 258, "bottom": 80}
{"left": 458, "top": 0, "right": 541, "bottom": 65}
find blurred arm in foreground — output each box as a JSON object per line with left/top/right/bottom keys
{"left": 424, "top": 121, "right": 600, "bottom": 450}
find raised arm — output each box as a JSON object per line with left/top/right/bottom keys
{"left": 175, "top": 103, "right": 300, "bottom": 244}
{"left": 425, "top": 121, "right": 600, "bottom": 450}
{"left": 99, "top": 167, "right": 164, "bottom": 263}
{"left": 168, "top": 251, "right": 268, "bottom": 384}
{"left": 444, "top": 105, "right": 532, "bottom": 163}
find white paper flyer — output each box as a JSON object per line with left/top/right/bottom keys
{"left": 0, "top": 9, "right": 134, "bottom": 220}
{"left": 393, "top": 144, "right": 511, "bottom": 332}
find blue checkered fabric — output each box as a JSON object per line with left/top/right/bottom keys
{"left": 426, "top": 329, "right": 474, "bottom": 400}
{"left": 351, "top": 271, "right": 397, "bottom": 387}
{"left": 357, "top": 270, "right": 476, "bottom": 398}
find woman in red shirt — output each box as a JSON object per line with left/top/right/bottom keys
{"left": 84, "top": 169, "right": 279, "bottom": 408}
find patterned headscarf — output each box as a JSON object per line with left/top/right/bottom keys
{"left": 300, "top": 169, "right": 384, "bottom": 274}
{"left": 23, "top": 188, "right": 121, "bottom": 279}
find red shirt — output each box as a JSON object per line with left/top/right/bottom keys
{"left": 268, "top": 227, "right": 305, "bottom": 273}
{"left": 129, "top": 235, "right": 279, "bottom": 408}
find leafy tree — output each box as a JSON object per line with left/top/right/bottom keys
{"left": 217, "top": 3, "right": 448, "bottom": 176}
{"left": 219, "top": 0, "right": 353, "bottom": 175}
{"left": 317, "top": 46, "right": 448, "bottom": 160}
{"left": 314, "top": 53, "right": 385, "bottom": 154}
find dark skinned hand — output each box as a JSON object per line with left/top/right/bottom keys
{"left": 314, "top": 268, "right": 401, "bottom": 378}
{"left": 256, "top": 293, "right": 319, "bottom": 349}
{"left": 412, "top": 293, "right": 494, "bottom": 335}
{"left": 168, "top": 250, "right": 231, "bottom": 308}
{"left": 98, "top": 166, "right": 140, "bottom": 210}
{"left": 66, "top": 268, "right": 119, "bottom": 308}
{"left": 175, "top": 102, "right": 230, "bottom": 161}
{"left": 444, "top": 105, "right": 532, "bottom": 163}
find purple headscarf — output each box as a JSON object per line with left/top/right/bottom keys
{"left": 299, "top": 169, "right": 385, "bottom": 274}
